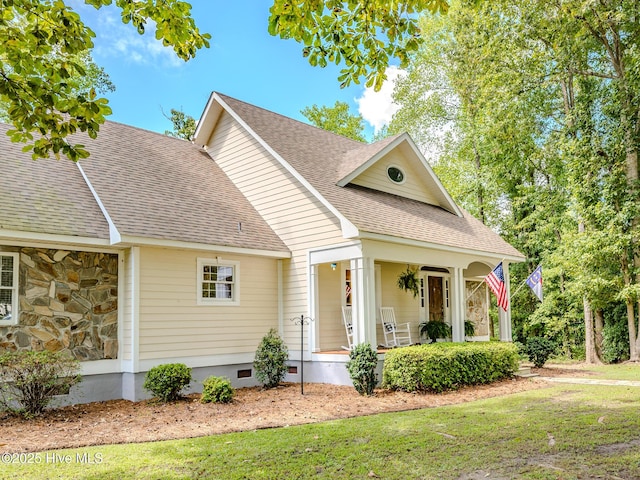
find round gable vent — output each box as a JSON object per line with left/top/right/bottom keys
{"left": 387, "top": 166, "right": 405, "bottom": 184}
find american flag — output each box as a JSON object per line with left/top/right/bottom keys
{"left": 485, "top": 262, "right": 509, "bottom": 311}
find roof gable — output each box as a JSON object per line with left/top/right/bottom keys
{"left": 194, "top": 92, "right": 523, "bottom": 260}
{"left": 337, "top": 134, "right": 461, "bottom": 215}
{"left": 77, "top": 121, "right": 288, "bottom": 253}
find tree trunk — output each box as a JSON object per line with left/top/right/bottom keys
{"left": 472, "top": 139, "right": 485, "bottom": 225}
{"left": 594, "top": 308, "right": 604, "bottom": 362}
{"left": 583, "top": 296, "right": 599, "bottom": 364}
{"left": 621, "top": 255, "right": 638, "bottom": 361}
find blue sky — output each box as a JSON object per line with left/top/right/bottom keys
{"left": 74, "top": 1, "right": 402, "bottom": 140}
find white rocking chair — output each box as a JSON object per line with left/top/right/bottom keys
{"left": 379, "top": 307, "right": 412, "bottom": 348}
{"left": 341, "top": 306, "right": 354, "bottom": 351}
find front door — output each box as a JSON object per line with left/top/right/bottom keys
{"left": 420, "top": 273, "right": 450, "bottom": 323}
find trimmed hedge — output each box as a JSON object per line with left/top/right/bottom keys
{"left": 143, "top": 363, "right": 192, "bottom": 402}
{"left": 201, "top": 376, "right": 234, "bottom": 404}
{"left": 382, "top": 342, "right": 519, "bottom": 393}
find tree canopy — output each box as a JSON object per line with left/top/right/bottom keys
{"left": 388, "top": 0, "right": 640, "bottom": 363}
{"left": 301, "top": 101, "right": 367, "bottom": 142}
{"left": 163, "top": 108, "right": 196, "bottom": 140}
{"left": 268, "top": 0, "right": 449, "bottom": 91}
{"left": 0, "top": 0, "right": 210, "bottom": 160}
{"left": 1, "top": 0, "right": 450, "bottom": 161}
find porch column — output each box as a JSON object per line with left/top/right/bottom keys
{"left": 309, "top": 263, "right": 319, "bottom": 353}
{"left": 498, "top": 261, "right": 513, "bottom": 341}
{"left": 450, "top": 267, "right": 465, "bottom": 342}
{"left": 350, "top": 257, "right": 377, "bottom": 347}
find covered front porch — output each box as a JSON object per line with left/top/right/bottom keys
{"left": 307, "top": 239, "right": 517, "bottom": 355}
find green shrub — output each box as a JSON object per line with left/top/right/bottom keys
{"left": 201, "top": 376, "right": 234, "bottom": 404}
{"left": 419, "top": 321, "right": 451, "bottom": 343}
{"left": 346, "top": 343, "right": 378, "bottom": 396}
{"left": 603, "top": 320, "right": 630, "bottom": 364}
{"left": 0, "top": 350, "right": 81, "bottom": 418}
{"left": 254, "top": 328, "right": 289, "bottom": 389}
{"left": 382, "top": 342, "right": 519, "bottom": 393}
{"left": 523, "top": 337, "right": 557, "bottom": 368}
{"left": 143, "top": 363, "right": 192, "bottom": 402}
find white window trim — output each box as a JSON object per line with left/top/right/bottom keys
{"left": 0, "top": 252, "right": 19, "bottom": 326}
{"left": 386, "top": 164, "right": 406, "bottom": 185}
{"left": 196, "top": 258, "right": 240, "bottom": 306}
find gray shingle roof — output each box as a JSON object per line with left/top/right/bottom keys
{"left": 0, "top": 124, "right": 110, "bottom": 239}
{"left": 0, "top": 121, "right": 288, "bottom": 253}
{"left": 217, "top": 93, "right": 523, "bottom": 259}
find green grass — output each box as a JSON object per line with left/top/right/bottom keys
{"left": 3, "top": 382, "right": 640, "bottom": 479}
{"left": 580, "top": 363, "right": 640, "bottom": 381}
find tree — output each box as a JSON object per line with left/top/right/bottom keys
{"left": 3, "top": 1, "right": 452, "bottom": 161}
{"left": 301, "top": 101, "right": 367, "bottom": 142}
{"left": 268, "top": 0, "right": 449, "bottom": 91}
{"left": 163, "top": 108, "right": 196, "bottom": 140}
{"left": 388, "top": 0, "right": 640, "bottom": 362}
{"left": 1, "top": 0, "right": 210, "bottom": 160}
{"left": 0, "top": 51, "right": 115, "bottom": 121}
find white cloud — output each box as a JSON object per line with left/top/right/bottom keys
{"left": 85, "top": 6, "right": 184, "bottom": 69}
{"left": 355, "top": 66, "right": 406, "bottom": 134}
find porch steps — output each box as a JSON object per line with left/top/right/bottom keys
{"left": 515, "top": 365, "right": 539, "bottom": 378}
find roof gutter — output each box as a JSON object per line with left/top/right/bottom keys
{"left": 358, "top": 231, "right": 525, "bottom": 263}
{"left": 117, "top": 235, "right": 291, "bottom": 259}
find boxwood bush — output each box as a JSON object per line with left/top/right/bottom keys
{"left": 143, "top": 363, "right": 192, "bottom": 402}
{"left": 382, "top": 342, "right": 519, "bottom": 393}
{"left": 201, "top": 375, "right": 234, "bottom": 404}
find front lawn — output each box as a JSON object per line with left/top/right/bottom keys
{"left": 4, "top": 381, "right": 640, "bottom": 479}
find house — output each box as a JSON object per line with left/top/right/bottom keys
{"left": 0, "top": 93, "right": 523, "bottom": 403}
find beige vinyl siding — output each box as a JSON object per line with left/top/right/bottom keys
{"left": 207, "top": 112, "right": 347, "bottom": 346}
{"left": 137, "top": 247, "right": 279, "bottom": 360}
{"left": 378, "top": 262, "right": 421, "bottom": 342}
{"left": 351, "top": 151, "right": 440, "bottom": 206}
{"left": 316, "top": 263, "right": 345, "bottom": 351}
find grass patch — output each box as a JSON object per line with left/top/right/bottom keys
{"left": 582, "top": 363, "right": 640, "bottom": 381}
{"left": 4, "top": 383, "right": 640, "bottom": 479}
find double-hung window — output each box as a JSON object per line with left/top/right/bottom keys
{"left": 0, "top": 253, "right": 18, "bottom": 325}
{"left": 197, "top": 258, "right": 239, "bottom": 305}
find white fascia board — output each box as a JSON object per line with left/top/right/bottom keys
{"left": 336, "top": 135, "right": 404, "bottom": 187}
{"left": 76, "top": 162, "right": 122, "bottom": 244}
{"left": 0, "top": 230, "right": 113, "bottom": 249}
{"left": 358, "top": 231, "right": 525, "bottom": 263}
{"left": 308, "top": 241, "right": 363, "bottom": 265}
{"left": 337, "top": 133, "right": 463, "bottom": 217}
{"left": 118, "top": 234, "right": 291, "bottom": 259}
{"left": 405, "top": 136, "right": 463, "bottom": 217}
{"left": 212, "top": 93, "right": 360, "bottom": 240}
{"left": 193, "top": 91, "right": 223, "bottom": 146}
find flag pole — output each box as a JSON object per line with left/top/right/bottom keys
{"left": 509, "top": 264, "right": 542, "bottom": 300}
{"left": 464, "top": 258, "right": 506, "bottom": 302}
{"left": 464, "top": 280, "right": 486, "bottom": 302}
{"left": 509, "top": 278, "right": 529, "bottom": 300}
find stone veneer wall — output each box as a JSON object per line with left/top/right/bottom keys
{"left": 466, "top": 280, "right": 489, "bottom": 336}
{"left": 0, "top": 248, "right": 118, "bottom": 360}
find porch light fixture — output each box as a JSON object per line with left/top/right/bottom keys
{"left": 331, "top": 263, "right": 337, "bottom": 271}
